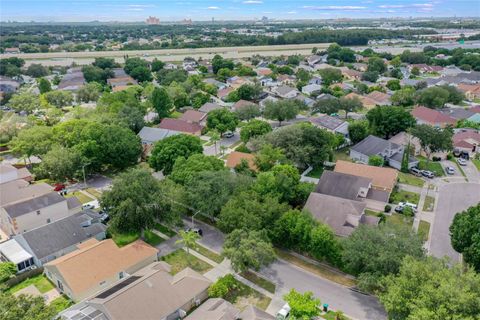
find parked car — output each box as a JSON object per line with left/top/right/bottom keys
{"left": 276, "top": 303, "right": 291, "bottom": 320}
{"left": 185, "top": 227, "right": 203, "bottom": 236}
{"left": 54, "top": 183, "right": 66, "bottom": 192}
{"left": 410, "top": 167, "right": 422, "bottom": 177}
{"left": 453, "top": 148, "right": 470, "bottom": 159}
{"left": 223, "top": 131, "right": 234, "bottom": 138}
{"left": 82, "top": 203, "right": 95, "bottom": 210}
{"left": 421, "top": 170, "right": 435, "bottom": 178}
{"left": 446, "top": 166, "right": 455, "bottom": 175}
{"left": 458, "top": 158, "right": 467, "bottom": 166}
{"left": 396, "top": 202, "right": 418, "bottom": 213}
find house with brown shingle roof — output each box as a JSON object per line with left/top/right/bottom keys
{"left": 180, "top": 110, "right": 208, "bottom": 125}
{"left": 412, "top": 106, "right": 457, "bottom": 128}
{"left": 158, "top": 118, "right": 203, "bottom": 135}
{"left": 366, "top": 91, "right": 391, "bottom": 106}
{"left": 457, "top": 84, "right": 480, "bottom": 100}
{"left": 453, "top": 129, "right": 480, "bottom": 155}
{"left": 344, "top": 92, "right": 377, "bottom": 110}
{"left": 334, "top": 160, "right": 398, "bottom": 193}
{"left": 44, "top": 239, "right": 158, "bottom": 302}
{"left": 232, "top": 99, "right": 258, "bottom": 111}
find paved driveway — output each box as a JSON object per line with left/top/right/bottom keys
{"left": 203, "top": 132, "right": 240, "bottom": 156}
{"left": 429, "top": 182, "right": 480, "bottom": 262}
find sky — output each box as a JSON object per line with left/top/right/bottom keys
{"left": 0, "top": 0, "right": 479, "bottom": 22}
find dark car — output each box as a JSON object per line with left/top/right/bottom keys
{"left": 186, "top": 227, "right": 203, "bottom": 236}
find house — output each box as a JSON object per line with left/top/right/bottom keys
{"left": 107, "top": 76, "right": 138, "bottom": 91}
{"left": 158, "top": 118, "right": 203, "bottom": 136}
{"left": 350, "top": 135, "right": 418, "bottom": 170}
{"left": 453, "top": 129, "right": 480, "bottom": 155}
{"left": 0, "top": 239, "right": 35, "bottom": 273}
{"left": 276, "top": 74, "right": 296, "bottom": 86}
{"left": 137, "top": 127, "right": 181, "bottom": 155}
{"left": 304, "top": 193, "right": 378, "bottom": 237}
{"left": 44, "top": 239, "right": 158, "bottom": 301}
{"left": 273, "top": 85, "right": 298, "bottom": 99}
{"left": 217, "top": 87, "right": 234, "bottom": 101}
{"left": 259, "top": 95, "right": 278, "bottom": 109}
{"left": 226, "top": 152, "right": 257, "bottom": 171}
{"left": 199, "top": 102, "right": 223, "bottom": 113}
{"left": 232, "top": 99, "right": 258, "bottom": 111}
{"left": 309, "top": 76, "right": 322, "bottom": 85}
{"left": 4, "top": 47, "right": 20, "bottom": 54}
{"left": 1, "top": 210, "right": 106, "bottom": 269}
{"left": 345, "top": 92, "right": 377, "bottom": 110}
{"left": 0, "top": 164, "right": 32, "bottom": 184}
{"left": 315, "top": 171, "right": 371, "bottom": 201}
{"left": 58, "top": 68, "right": 85, "bottom": 92}
{"left": 365, "top": 91, "right": 391, "bottom": 106}
{"left": 309, "top": 115, "right": 349, "bottom": 137}
{"left": 0, "top": 180, "right": 82, "bottom": 236}
{"left": 410, "top": 64, "right": 443, "bottom": 73}
{"left": 307, "top": 55, "right": 323, "bottom": 66}
{"left": 301, "top": 84, "right": 322, "bottom": 96}
{"left": 334, "top": 160, "right": 398, "bottom": 193}
{"left": 0, "top": 76, "right": 20, "bottom": 97}
{"left": 259, "top": 76, "right": 276, "bottom": 87}
{"left": 256, "top": 67, "right": 273, "bottom": 77}
{"left": 61, "top": 262, "right": 211, "bottom": 320}
{"left": 180, "top": 110, "right": 208, "bottom": 126}
{"left": 412, "top": 106, "right": 457, "bottom": 128}
{"left": 185, "top": 298, "right": 274, "bottom": 320}
{"left": 388, "top": 132, "right": 422, "bottom": 156}
{"left": 457, "top": 84, "right": 480, "bottom": 100}
{"left": 293, "top": 94, "right": 316, "bottom": 108}
{"left": 352, "top": 63, "right": 368, "bottom": 72}
{"left": 340, "top": 68, "right": 362, "bottom": 81}
{"left": 468, "top": 113, "right": 480, "bottom": 124}
{"left": 203, "top": 78, "right": 227, "bottom": 90}
{"left": 227, "top": 76, "right": 252, "bottom": 89}
{"left": 439, "top": 107, "right": 475, "bottom": 120}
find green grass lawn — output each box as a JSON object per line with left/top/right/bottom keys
{"left": 454, "top": 161, "right": 467, "bottom": 179}
{"left": 85, "top": 188, "right": 102, "bottom": 199}
{"left": 154, "top": 223, "right": 176, "bottom": 237}
{"left": 110, "top": 230, "right": 140, "bottom": 247}
{"left": 161, "top": 249, "right": 213, "bottom": 275}
{"left": 192, "top": 243, "right": 224, "bottom": 264}
{"left": 397, "top": 172, "right": 425, "bottom": 188}
{"left": 418, "top": 159, "right": 445, "bottom": 177}
{"left": 389, "top": 189, "right": 420, "bottom": 205}
{"left": 144, "top": 230, "right": 165, "bottom": 246}
{"left": 322, "top": 311, "right": 351, "bottom": 320}
{"left": 418, "top": 221, "right": 431, "bottom": 242}
{"left": 306, "top": 166, "right": 324, "bottom": 178}
{"left": 333, "top": 148, "right": 351, "bottom": 162}
{"left": 240, "top": 270, "right": 276, "bottom": 294}
{"left": 6, "top": 274, "right": 54, "bottom": 295}
{"left": 223, "top": 276, "right": 272, "bottom": 311}
{"left": 423, "top": 195, "right": 435, "bottom": 212}
{"left": 473, "top": 159, "right": 480, "bottom": 171}
{"left": 170, "top": 111, "right": 182, "bottom": 119}
{"left": 64, "top": 191, "right": 93, "bottom": 204}
{"left": 49, "top": 295, "right": 73, "bottom": 313}
{"left": 385, "top": 213, "right": 414, "bottom": 228}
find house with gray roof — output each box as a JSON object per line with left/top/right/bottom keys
{"left": 315, "top": 171, "right": 372, "bottom": 201}
{"left": 186, "top": 298, "right": 274, "bottom": 320}
{"left": 350, "top": 135, "right": 418, "bottom": 170}
{"left": 138, "top": 126, "right": 181, "bottom": 156}
{"left": 198, "top": 102, "right": 223, "bottom": 113}
{"left": 272, "top": 85, "right": 298, "bottom": 99}
{"left": 309, "top": 115, "right": 349, "bottom": 137}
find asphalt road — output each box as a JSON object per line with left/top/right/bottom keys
{"left": 202, "top": 131, "right": 240, "bottom": 156}
{"left": 429, "top": 182, "right": 480, "bottom": 262}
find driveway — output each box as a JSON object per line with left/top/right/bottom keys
{"left": 203, "top": 131, "right": 240, "bottom": 156}
{"left": 429, "top": 182, "right": 480, "bottom": 262}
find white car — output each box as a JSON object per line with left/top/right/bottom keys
{"left": 458, "top": 158, "right": 467, "bottom": 166}
{"left": 276, "top": 303, "right": 290, "bottom": 320}
{"left": 399, "top": 201, "right": 418, "bottom": 211}
{"left": 446, "top": 166, "right": 455, "bottom": 175}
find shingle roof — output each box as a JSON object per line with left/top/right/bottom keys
{"left": 180, "top": 110, "right": 207, "bottom": 123}
{"left": 351, "top": 135, "right": 400, "bottom": 157}
{"left": 199, "top": 102, "right": 223, "bottom": 113}
{"left": 185, "top": 298, "right": 239, "bottom": 320}
{"left": 15, "top": 211, "right": 107, "bottom": 260}
{"left": 309, "top": 115, "right": 346, "bottom": 131}
{"left": 239, "top": 305, "right": 275, "bottom": 320}
{"left": 138, "top": 127, "right": 181, "bottom": 144}
{"left": 0, "top": 180, "right": 52, "bottom": 207}
{"left": 366, "top": 91, "right": 391, "bottom": 104}
{"left": 334, "top": 160, "right": 398, "bottom": 191}
{"left": 439, "top": 108, "right": 475, "bottom": 120}
{"left": 275, "top": 85, "right": 297, "bottom": 96}
{"left": 315, "top": 171, "right": 371, "bottom": 201}
{"left": 233, "top": 99, "right": 257, "bottom": 110}
{"left": 158, "top": 118, "right": 203, "bottom": 135}
{"left": 412, "top": 106, "right": 457, "bottom": 126}
{"left": 4, "top": 192, "right": 65, "bottom": 218}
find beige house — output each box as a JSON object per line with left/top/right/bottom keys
{"left": 186, "top": 298, "right": 274, "bottom": 320}
{"left": 0, "top": 180, "right": 81, "bottom": 236}
{"left": 44, "top": 239, "right": 158, "bottom": 302}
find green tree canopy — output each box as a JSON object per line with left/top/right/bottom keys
{"left": 318, "top": 68, "right": 343, "bottom": 85}
{"left": 240, "top": 119, "right": 272, "bottom": 143}
{"left": 348, "top": 120, "right": 369, "bottom": 144}
{"left": 36, "top": 145, "right": 84, "bottom": 182}
{"left": 0, "top": 292, "right": 57, "bottom": 320}
{"left": 9, "top": 92, "right": 40, "bottom": 114}
{"left": 170, "top": 153, "right": 226, "bottom": 185}
{"left": 450, "top": 203, "right": 480, "bottom": 272}
{"left": 366, "top": 106, "right": 416, "bottom": 139}
{"left": 235, "top": 103, "right": 261, "bottom": 121}
{"left": 391, "top": 87, "right": 416, "bottom": 106}
{"left": 411, "top": 124, "right": 453, "bottom": 160}
{"left": 283, "top": 289, "right": 321, "bottom": 320}
{"left": 0, "top": 262, "right": 16, "bottom": 283}
{"left": 9, "top": 126, "right": 54, "bottom": 160}
{"left": 206, "top": 108, "right": 239, "bottom": 135}
{"left": 253, "top": 143, "right": 287, "bottom": 172}
{"left": 415, "top": 86, "right": 450, "bottom": 108}
{"left": 263, "top": 100, "right": 300, "bottom": 126}
{"left": 37, "top": 78, "right": 51, "bottom": 94}
{"left": 150, "top": 87, "right": 172, "bottom": 119}
{"left": 44, "top": 90, "right": 73, "bottom": 107}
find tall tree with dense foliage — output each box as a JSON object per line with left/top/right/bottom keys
{"left": 206, "top": 108, "right": 239, "bottom": 136}
{"left": 0, "top": 262, "right": 16, "bottom": 283}
{"left": 9, "top": 126, "right": 54, "bottom": 161}
{"left": 339, "top": 96, "right": 362, "bottom": 119}
{"left": 411, "top": 124, "right": 453, "bottom": 161}
{"left": 253, "top": 144, "right": 287, "bottom": 171}
{"left": 415, "top": 86, "right": 450, "bottom": 109}
{"left": 348, "top": 120, "right": 369, "bottom": 144}
{"left": 170, "top": 153, "right": 226, "bottom": 185}
{"left": 37, "top": 78, "right": 51, "bottom": 94}
{"left": 367, "top": 57, "right": 387, "bottom": 73}
{"left": 26, "top": 63, "right": 48, "bottom": 78}
{"left": 264, "top": 100, "right": 300, "bottom": 126}
{"left": 76, "top": 82, "right": 102, "bottom": 103}
{"left": 366, "top": 106, "right": 416, "bottom": 139}
{"left": 9, "top": 92, "right": 40, "bottom": 114}
{"left": 240, "top": 119, "right": 272, "bottom": 143}
{"left": 318, "top": 68, "right": 343, "bottom": 85}
{"left": 149, "top": 134, "right": 203, "bottom": 174}
{"left": 0, "top": 292, "right": 57, "bottom": 320}
{"left": 379, "top": 256, "right": 480, "bottom": 320}
{"left": 450, "top": 203, "right": 480, "bottom": 272}
{"left": 37, "top": 145, "right": 84, "bottom": 182}
{"left": 391, "top": 87, "right": 416, "bottom": 106}
{"left": 235, "top": 103, "right": 261, "bottom": 121}
{"left": 283, "top": 289, "right": 321, "bottom": 320}
{"left": 150, "top": 87, "right": 172, "bottom": 119}
{"left": 44, "top": 90, "right": 73, "bottom": 107}
{"left": 223, "top": 229, "right": 276, "bottom": 272}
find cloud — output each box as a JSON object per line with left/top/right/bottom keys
{"left": 287, "top": 11, "right": 297, "bottom": 14}
{"left": 243, "top": 0, "right": 263, "bottom": 3}
{"left": 207, "top": 6, "right": 220, "bottom": 10}
{"left": 127, "top": 4, "right": 155, "bottom": 8}
{"left": 302, "top": 5, "right": 367, "bottom": 10}
{"left": 378, "top": 3, "right": 434, "bottom": 9}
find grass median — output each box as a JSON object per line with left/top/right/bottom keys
{"left": 240, "top": 270, "right": 276, "bottom": 294}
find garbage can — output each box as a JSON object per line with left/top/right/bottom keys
{"left": 323, "top": 303, "right": 329, "bottom": 312}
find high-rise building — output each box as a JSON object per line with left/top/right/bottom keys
{"left": 146, "top": 16, "right": 160, "bottom": 25}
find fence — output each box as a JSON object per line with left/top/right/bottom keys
{"left": 4, "top": 267, "right": 44, "bottom": 288}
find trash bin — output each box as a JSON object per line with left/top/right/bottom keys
{"left": 323, "top": 303, "right": 329, "bottom": 312}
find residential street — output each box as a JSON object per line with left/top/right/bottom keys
{"left": 202, "top": 131, "right": 241, "bottom": 156}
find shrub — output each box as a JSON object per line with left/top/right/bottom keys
{"left": 446, "top": 153, "right": 453, "bottom": 160}
{"left": 384, "top": 205, "right": 392, "bottom": 213}
{"left": 377, "top": 213, "right": 386, "bottom": 224}
{"left": 432, "top": 156, "right": 441, "bottom": 162}
{"left": 208, "top": 274, "right": 238, "bottom": 298}
{"left": 235, "top": 144, "right": 251, "bottom": 153}
{"left": 403, "top": 206, "right": 414, "bottom": 217}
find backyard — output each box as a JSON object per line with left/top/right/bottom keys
{"left": 161, "top": 249, "right": 213, "bottom": 275}
{"left": 389, "top": 188, "right": 420, "bottom": 205}
{"left": 6, "top": 274, "right": 54, "bottom": 295}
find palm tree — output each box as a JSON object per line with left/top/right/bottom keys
{"left": 210, "top": 130, "right": 221, "bottom": 155}
{"left": 176, "top": 230, "right": 200, "bottom": 255}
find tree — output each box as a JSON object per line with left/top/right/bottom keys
{"left": 439, "top": 84, "right": 465, "bottom": 104}
{"left": 240, "top": 119, "right": 271, "bottom": 143}
{"left": 361, "top": 71, "right": 379, "bottom": 83}
{"left": 151, "top": 58, "right": 165, "bottom": 72}
{"left": 263, "top": 100, "right": 299, "bottom": 126}
{"left": 37, "top": 145, "right": 84, "bottom": 182}
{"left": 149, "top": 134, "right": 203, "bottom": 174}
{"left": 342, "top": 224, "right": 424, "bottom": 292}
{"left": 223, "top": 229, "right": 276, "bottom": 272}
{"left": 450, "top": 203, "right": 480, "bottom": 272}
{"left": 367, "top": 57, "right": 386, "bottom": 73}
{"left": 26, "top": 63, "right": 48, "bottom": 78}
{"left": 150, "top": 87, "right": 172, "bottom": 118}
{"left": 386, "top": 79, "right": 401, "bottom": 91}
{"left": 312, "top": 97, "right": 341, "bottom": 115}
{"left": 390, "top": 56, "right": 402, "bottom": 68}
{"left": 400, "top": 143, "right": 410, "bottom": 173}
{"left": 0, "top": 262, "right": 16, "bottom": 283}
{"left": 253, "top": 143, "right": 286, "bottom": 171}
{"left": 236, "top": 84, "right": 261, "bottom": 101}
{"left": 235, "top": 103, "right": 261, "bottom": 121}
{"left": 9, "top": 126, "right": 54, "bottom": 161}
{"left": 0, "top": 292, "right": 57, "bottom": 320}
{"left": 212, "top": 55, "right": 234, "bottom": 74}
{"left": 379, "top": 256, "right": 480, "bottom": 320}
{"left": 415, "top": 86, "right": 450, "bottom": 109}
{"left": 410, "top": 66, "right": 420, "bottom": 76}
{"left": 207, "top": 109, "right": 239, "bottom": 136}
{"left": 176, "top": 230, "right": 200, "bottom": 255}
{"left": 368, "top": 155, "right": 384, "bottom": 166}
{"left": 117, "top": 104, "right": 145, "bottom": 133}
{"left": 93, "top": 57, "right": 117, "bottom": 69}
{"left": 170, "top": 153, "right": 226, "bottom": 185}
{"left": 130, "top": 65, "right": 152, "bottom": 82}
{"left": 44, "top": 90, "right": 73, "bottom": 107}
{"left": 283, "top": 289, "right": 321, "bottom": 320}
{"left": 318, "top": 68, "right": 342, "bottom": 85}
{"left": 339, "top": 96, "right": 362, "bottom": 119}
{"left": 366, "top": 106, "right": 416, "bottom": 139}
{"left": 37, "top": 78, "right": 51, "bottom": 94}
{"left": 208, "top": 274, "right": 237, "bottom": 298}
{"left": 411, "top": 124, "right": 453, "bottom": 161}
{"left": 391, "top": 87, "right": 416, "bottom": 106}
{"left": 82, "top": 65, "right": 112, "bottom": 83}
{"left": 348, "top": 120, "right": 369, "bottom": 144}
{"left": 76, "top": 82, "right": 102, "bottom": 103}
{"left": 9, "top": 92, "right": 40, "bottom": 114}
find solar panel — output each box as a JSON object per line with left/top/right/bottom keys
{"left": 95, "top": 276, "right": 141, "bottom": 299}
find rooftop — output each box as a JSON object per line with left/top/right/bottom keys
{"left": 351, "top": 135, "right": 400, "bottom": 157}
{"left": 412, "top": 106, "right": 457, "bottom": 126}
{"left": 158, "top": 118, "right": 203, "bottom": 135}
{"left": 315, "top": 171, "right": 371, "bottom": 201}
{"left": 3, "top": 191, "right": 66, "bottom": 218}
{"left": 0, "top": 239, "right": 33, "bottom": 264}
{"left": 334, "top": 160, "right": 398, "bottom": 191}
{"left": 309, "top": 115, "right": 346, "bottom": 131}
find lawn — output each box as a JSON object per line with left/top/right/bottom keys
{"left": 6, "top": 274, "right": 54, "bottom": 295}
{"left": 397, "top": 172, "right": 425, "bottom": 188}
{"left": 154, "top": 223, "right": 176, "bottom": 237}
{"left": 322, "top": 311, "right": 351, "bottom": 320}
{"left": 144, "top": 230, "right": 165, "bottom": 246}
{"left": 418, "top": 221, "right": 431, "bottom": 242}
{"left": 85, "top": 188, "right": 102, "bottom": 199}
{"left": 423, "top": 195, "right": 435, "bottom": 212}
{"left": 418, "top": 158, "right": 445, "bottom": 177}
{"left": 64, "top": 191, "right": 93, "bottom": 204}
{"left": 333, "top": 148, "right": 351, "bottom": 162}
{"left": 389, "top": 189, "right": 420, "bottom": 205}
{"left": 473, "top": 159, "right": 480, "bottom": 171}
{"left": 49, "top": 295, "right": 73, "bottom": 313}
{"left": 192, "top": 243, "right": 224, "bottom": 264}
{"left": 223, "top": 277, "right": 271, "bottom": 311}
{"left": 306, "top": 166, "right": 324, "bottom": 178}
{"left": 385, "top": 213, "right": 414, "bottom": 228}
{"left": 170, "top": 111, "right": 182, "bottom": 119}
{"left": 110, "top": 230, "right": 140, "bottom": 247}
{"left": 275, "top": 249, "right": 356, "bottom": 287}
{"left": 454, "top": 162, "right": 467, "bottom": 179}
{"left": 161, "top": 249, "right": 213, "bottom": 275}
{"left": 240, "top": 270, "right": 276, "bottom": 294}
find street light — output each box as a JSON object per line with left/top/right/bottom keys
{"left": 191, "top": 210, "right": 201, "bottom": 229}
{"left": 81, "top": 162, "right": 90, "bottom": 189}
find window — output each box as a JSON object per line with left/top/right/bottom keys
{"left": 57, "top": 280, "right": 64, "bottom": 291}
{"left": 119, "top": 271, "right": 125, "bottom": 279}
{"left": 46, "top": 219, "right": 51, "bottom": 223}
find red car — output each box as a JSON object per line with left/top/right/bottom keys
{"left": 53, "top": 183, "right": 66, "bottom": 192}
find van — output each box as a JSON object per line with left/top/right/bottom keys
{"left": 410, "top": 167, "right": 422, "bottom": 177}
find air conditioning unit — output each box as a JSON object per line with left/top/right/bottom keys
{"left": 195, "top": 299, "right": 201, "bottom": 306}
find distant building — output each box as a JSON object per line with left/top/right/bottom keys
{"left": 146, "top": 16, "right": 160, "bottom": 25}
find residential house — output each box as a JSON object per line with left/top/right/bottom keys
{"left": 276, "top": 74, "right": 296, "bottom": 86}
{"left": 0, "top": 164, "right": 32, "bottom": 184}
{"left": 61, "top": 262, "right": 210, "bottom": 320}
{"left": 217, "top": 87, "right": 234, "bottom": 101}
{"left": 412, "top": 106, "right": 457, "bottom": 128}
{"left": 256, "top": 68, "right": 273, "bottom": 77}
{"left": 227, "top": 76, "right": 252, "bottom": 89}
{"left": 301, "top": 84, "right": 322, "bottom": 96}
{"left": 58, "top": 68, "right": 85, "bottom": 91}
{"left": 304, "top": 193, "right": 378, "bottom": 237}
{"left": 180, "top": 110, "right": 208, "bottom": 126}
{"left": 350, "top": 135, "right": 419, "bottom": 170}
{"left": 4, "top": 47, "right": 20, "bottom": 54}
{"left": 307, "top": 55, "right": 325, "bottom": 66}
{"left": 453, "top": 129, "right": 480, "bottom": 155}
{"left": 199, "top": 102, "right": 223, "bottom": 114}
{"left": 259, "top": 95, "right": 278, "bottom": 109}
{"left": 185, "top": 298, "right": 274, "bottom": 320}
{"left": 309, "top": 115, "right": 349, "bottom": 137}
{"left": 330, "top": 82, "right": 354, "bottom": 91}
{"left": 293, "top": 94, "right": 316, "bottom": 108}
{"left": 203, "top": 78, "right": 227, "bottom": 90}
{"left": 340, "top": 67, "right": 362, "bottom": 81}
{"left": 365, "top": 91, "right": 391, "bottom": 106}
{"left": 457, "top": 84, "right": 480, "bottom": 100}
{"left": 388, "top": 131, "right": 422, "bottom": 156}
{"left": 44, "top": 239, "right": 158, "bottom": 302}
{"left": 0, "top": 180, "right": 81, "bottom": 236}
{"left": 467, "top": 113, "right": 480, "bottom": 124}
{"left": 232, "top": 99, "right": 258, "bottom": 111}
{"left": 0, "top": 76, "right": 20, "bottom": 98}
{"left": 315, "top": 171, "right": 372, "bottom": 201}
{"left": 410, "top": 64, "right": 443, "bottom": 74}
{"left": 158, "top": 118, "right": 203, "bottom": 136}
{"left": 273, "top": 85, "right": 298, "bottom": 99}
{"left": 440, "top": 107, "right": 475, "bottom": 120}
{"left": 259, "top": 76, "right": 277, "bottom": 87}
{"left": 0, "top": 239, "right": 35, "bottom": 273}
{"left": 334, "top": 160, "right": 398, "bottom": 193}
{"left": 107, "top": 76, "right": 138, "bottom": 91}
{"left": 226, "top": 152, "right": 257, "bottom": 172}
{"left": 352, "top": 63, "right": 368, "bottom": 72}
{"left": 309, "top": 76, "right": 322, "bottom": 85}
{"left": 137, "top": 127, "right": 181, "bottom": 155}
{"left": 0, "top": 210, "right": 106, "bottom": 269}
{"left": 345, "top": 92, "right": 377, "bottom": 110}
